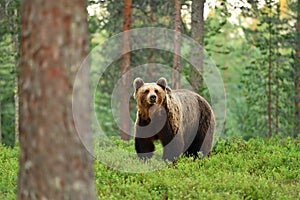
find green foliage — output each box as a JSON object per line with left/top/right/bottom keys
{"left": 239, "top": 0, "right": 295, "bottom": 138}
{"left": 1, "top": 137, "right": 299, "bottom": 199}
{"left": 0, "top": 35, "right": 16, "bottom": 145}
{"left": 204, "top": 1, "right": 229, "bottom": 40}
{"left": 0, "top": 145, "right": 18, "bottom": 199}
{"left": 0, "top": 0, "right": 20, "bottom": 146}
{"left": 94, "top": 88, "right": 119, "bottom": 136}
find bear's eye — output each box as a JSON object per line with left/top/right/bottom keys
{"left": 155, "top": 89, "right": 158, "bottom": 93}
{"left": 144, "top": 89, "right": 149, "bottom": 94}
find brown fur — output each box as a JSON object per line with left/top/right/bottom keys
{"left": 133, "top": 77, "right": 215, "bottom": 161}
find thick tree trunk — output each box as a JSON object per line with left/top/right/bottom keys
{"left": 120, "top": 0, "right": 132, "bottom": 140}
{"left": 172, "top": 0, "right": 181, "bottom": 89}
{"left": 295, "top": 0, "right": 300, "bottom": 136}
{"left": 18, "top": 0, "right": 96, "bottom": 199}
{"left": 191, "top": 0, "right": 205, "bottom": 92}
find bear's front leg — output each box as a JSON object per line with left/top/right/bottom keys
{"left": 135, "top": 137, "right": 155, "bottom": 160}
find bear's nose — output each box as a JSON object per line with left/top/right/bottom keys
{"left": 150, "top": 94, "right": 156, "bottom": 102}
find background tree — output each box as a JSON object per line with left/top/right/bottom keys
{"left": 267, "top": 0, "right": 273, "bottom": 138}
{"left": 11, "top": 0, "right": 20, "bottom": 145}
{"left": 190, "top": 0, "right": 205, "bottom": 91}
{"left": 18, "top": 0, "right": 96, "bottom": 199}
{"left": 120, "top": 0, "right": 132, "bottom": 140}
{"left": 295, "top": 0, "right": 300, "bottom": 135}
{"left": 148, "top": 0, "right": 157, "bottom": 78}
{"left": 172, "top": 0, "right": 181, "bottom": 89}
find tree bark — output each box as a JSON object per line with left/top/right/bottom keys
{"left": 275, "top": 50, "right": 279, "bottom": 135}
{"left": 120, "top": 0, "right": 132, "bottom": 140}
{"left": 172, "top": 0, "right": 181, "bottom": 89}
{"left": 12, "top": 7, "right": 20, "bottom": 145}
{"left": 148, "top": 0, "right": 156, "bottom": 79}
{"left": 295, "top": 0, "right": 300, "bottom": 136}
{"left": 275, "top": 3, "right": 280, "bottom": 135}
{"left": 191, "top": 0, "right": 205, "bottom": 92}
{"left": 268, "top": 16, "right": 273, "bottom": 138}
{"left": 18, "top": 0, "right": 96, "bottom": 199}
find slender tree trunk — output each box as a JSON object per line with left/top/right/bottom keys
{"left": 148, "top": 1, "right": 156, "bottom": 79}
{"left": 295, "top": 0, "right": 300, "bottom": 136}
{"left": 18, "top": 0, "right": 96, "bottom": 199}
{"left": 275, "top": 3, "right": 280, "bottom": 135}
{"left": 12, "top": 7, "right": 20, "bottom": 145}
{"left": 14, "top": 74, "right": 19, "bottom": 144}
{"left": 275, "top": 51, "right": 279, "bottom": 135}
{"left": 172, "top": 0, "right": 181, "bottom": 89}
{"left": 268, "top": 13, "right": 273, "bottom": 138}
{"left": 120, "top": 0, "right": 132, "bottom": 140}
{"left": 191, "top": 0, "right": 205, "bottom": 92}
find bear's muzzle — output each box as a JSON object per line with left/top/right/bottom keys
{"left": 149, "top": 94, "right": 156, "bottom": 103}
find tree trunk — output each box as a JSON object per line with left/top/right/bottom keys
{"left": 275, "top": 3, "right": 280, "bottom": 135}
{"left": 120, "top": 0, "right": 132, "bottom": 140}
{"left": 172, "top": 0, "right": 181, "bottom": 89}
{"left": 148, "top": 0, "right": 156, "bottom": 79}
{"left": 18, "top": 1, "right": 96, "bottom": 199}
{"left": 12, "top": 7, "right": 20, "bottom": 145}
{"left": 268, "top": 14, "right": 273, "bottom": 138}
{"left": 191, "top": 0, "right": 205, "bottom": 92}
{"left": 295, "top": 0, "right": 300, "bottom": 136}
{"left": 275, "top": 50, "right": 279, "bottom": 135}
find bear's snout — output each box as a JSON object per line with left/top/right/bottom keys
{"left": 149, "top": 94, "right": 157, "bottom": 103}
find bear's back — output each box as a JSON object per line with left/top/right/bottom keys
{"left": 170, "top": 89, "right": 201, "bottom": 132}
{"left": 170, "top": 89, "right": 214, "bottom": 153}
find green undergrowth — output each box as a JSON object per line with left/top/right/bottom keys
{"left": 1, "top": 137, "right": 299, "bottom": 199}
{"left": 0, "top": 144, "right": 18, "bottom": 199}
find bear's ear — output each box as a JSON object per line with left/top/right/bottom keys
{"left": 156, "top": 77, "right": 167, "bottom": 90}
{"left": 133, "top": 77, "right": 144, "bottom": 91}
{"left": 166, "top": 86, "right": 172, "bottom": 93}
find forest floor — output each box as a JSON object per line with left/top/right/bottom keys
{"left": 1, "top": 136, "right": 299, "bottom": 199}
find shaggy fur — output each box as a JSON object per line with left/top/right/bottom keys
{"left": 133, "top": 77, "right": 215, "bottom": 161}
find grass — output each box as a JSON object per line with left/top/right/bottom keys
{"left": 1, "top": 136, "right": 299, "bottom": 199}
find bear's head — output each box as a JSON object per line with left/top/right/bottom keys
{"left": 133, "top": 77, "right": 168, "bottom": 115}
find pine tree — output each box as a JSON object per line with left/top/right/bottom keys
{"left": 18, "top": 0, "right": 96, "bottom": 198}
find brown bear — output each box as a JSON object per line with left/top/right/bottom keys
{"left": 133, "top": 77, "right": 215, "bottom": 162}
